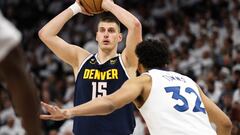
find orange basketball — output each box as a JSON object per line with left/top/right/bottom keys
{"left": 80, "top": 0, "right": 104, "bottom": 14}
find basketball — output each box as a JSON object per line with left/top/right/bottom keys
{"left": 80, "top": 0, "right": 104, "bottom": 14}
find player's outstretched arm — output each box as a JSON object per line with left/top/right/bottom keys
{"left": 40, "top": 96, "right": 118, "bottom": 121}
{"left": 102, "top": 0, "right": 142, "bottom": 73}
{"left": 40, "top": 75, "right": 150, "bottom": 120}
{"left": 198, "top": 85, "right": 232, "bottom": 135}
{"left": 38, "top": 1, "right": 91, "bottom": 73}
{"left": 40, "top": 102, "right": 70, "bottom": 121}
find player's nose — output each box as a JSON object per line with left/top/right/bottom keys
{"left": 104, "top": 33, "right": 109, "bottom": 38}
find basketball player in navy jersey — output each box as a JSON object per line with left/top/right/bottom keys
{"left": 0, "top": 11, "right": 41, "bottom": 135}
{"left": 41, "top": 40, "right": 232, "bottom": 135}
{"left": 39, "top": 0, "right": 142, "bottom": 134}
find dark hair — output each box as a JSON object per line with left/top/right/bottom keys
{"left": 98, "top": 13, "right": 121, "bottom": 31}
{"left": 135, "top": 39, "right": 170, "bottom": 69}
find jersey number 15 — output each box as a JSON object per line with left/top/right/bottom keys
{"left": 92, "top": 82, "right": 107, "bottom": 99}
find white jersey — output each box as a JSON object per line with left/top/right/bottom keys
{"left": 139, "top": 69, "right": 216, "bottom": 135}
{"left": 0, "top": 11, "right": 21, "bottom": 62}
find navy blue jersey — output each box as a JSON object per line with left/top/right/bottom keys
{"left": 73, "top": 54, "right": 135, "bottom": 135}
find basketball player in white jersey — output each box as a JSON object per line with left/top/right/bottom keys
{"left": 0, "top": 11, "right": 41, "bottom": 135}
{"left": 41, "top": 39, "right": 232, "bottom": 135}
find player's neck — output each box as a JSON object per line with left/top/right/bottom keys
{"left": 96, "top": 50, "right": 117, "bottom": 63}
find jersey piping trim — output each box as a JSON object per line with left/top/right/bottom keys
{"left": 118, "top": 54, "right": 130, "bottom": 79}
{"left": 95, "top": 53, "right": 101, "bottom": 64}
{"left": 94, "top": 53, "right": 118, "bottom": 65}
{"left": 75, "top": 54, "right": 93, "bottom": 81}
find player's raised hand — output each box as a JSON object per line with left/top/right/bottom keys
{"left": 101, "top": 0, "right": 114, "bottom": 11}
{"left": 40, "top": 102, "right": 70, "bottom": 121}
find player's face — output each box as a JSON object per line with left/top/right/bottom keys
{"left": 96, "top": 22, "right": 122, "bottom": 51}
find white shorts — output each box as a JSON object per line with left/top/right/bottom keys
{"left": 0, "top": 11, "right": 22, "bottom": 62}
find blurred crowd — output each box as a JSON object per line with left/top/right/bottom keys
{"left": 0, "top": 0, "right": 240, "bottom": 134}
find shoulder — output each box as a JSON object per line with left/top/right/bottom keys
{"left": 140, "top": 74, "right": 152, "bottom": 90}
{"left": 127, "top": 74, "right": 152, "bottom": 87}
{"left": 73, "top": 54, "right": 94, "bottom": 76}
{"left": 139, "top": 74, "right": 152, "bottom": 82}
{"left": 129, "top": 73, "right": 151, "bottom": 81}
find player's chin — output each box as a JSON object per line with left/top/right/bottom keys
{"left": 101, "top": 45, "right": 114, "bottom": 51}
{"left": 101, "top": 43, "right": 112, "bottom": 47}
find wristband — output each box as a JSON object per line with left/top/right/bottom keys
{"left": 69, "top": 2, "right": 82, "bottom": 15}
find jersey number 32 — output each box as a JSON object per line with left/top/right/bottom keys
{"left": 164, "top": 86, "right": 206, "bottom": 114}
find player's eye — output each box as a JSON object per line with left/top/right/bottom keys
{"left": 108, "top": 28, "right": 115, "bottom": 33}
{"left": 99, "top": 28, "right": 105, "bottom": 32}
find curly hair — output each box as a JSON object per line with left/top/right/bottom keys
{"left": 135, "top": 39, "right": 170, "bottom": 69}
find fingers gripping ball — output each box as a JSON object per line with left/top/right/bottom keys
{"left": 80, "top": 0, "right": 104, "bottom": 14}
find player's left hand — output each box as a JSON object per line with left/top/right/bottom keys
{"left": 40, "top": 102, "right": 70, "bottom": 121}
{"left": 102, "top": 0, "right": 114, "bottom": 11}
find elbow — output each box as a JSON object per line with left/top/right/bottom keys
{"left": 38, "top": 28, "right": 49, "bottom": 42}
{"left": 128, "top": 19, "right": 142, "bottom": 31}
{"left": 38, "top": 29, "right": 45, "bottom": 41}
{"left": 224, "top": 118, "right": 232, "bottom": 130}
{"left": 133, "top": 20, "right": 142, "bottom": 30}
{"left": 104, "top": 103, "right": 116, "bottom": 115}
{"left": 102, "top": 97, "right": 117, "bottom": 115}
{"left": 220, "top": 117, "right": 232, "bottom": 131}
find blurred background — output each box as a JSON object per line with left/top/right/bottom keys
{"left": 0, "top": 0, "right": 240, "bottom": 134}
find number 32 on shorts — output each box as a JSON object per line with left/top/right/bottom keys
{"left": 164, "top": 86, "right": 206, "bottom": 114}
{"left": 92, "top": 82, "right": 107, "bottom": 99}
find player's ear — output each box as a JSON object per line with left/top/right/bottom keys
{"left": 95, "top": 24, "right": 100, "bottom": 41}
{"left": 96, "top": 31, "right": 99, "bottom": 42}
{"left": 118, "top": 33, "right": 122, "bottom": 42}
{"left": 137, "top": 63, "right": 145, "bottom": 74}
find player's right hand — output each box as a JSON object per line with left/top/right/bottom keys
{"left": 40, "top": 102, "right": 71, "bottom": 121}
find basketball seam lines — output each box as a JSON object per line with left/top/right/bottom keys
{"left": 81, "top": 0, "right": 93, "bottom": 13}
{"left": 98, "top": 0, "right": 102, "bottom": 12}
{"left": 92, "top": 0, "right": 98, "bottom": 12}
